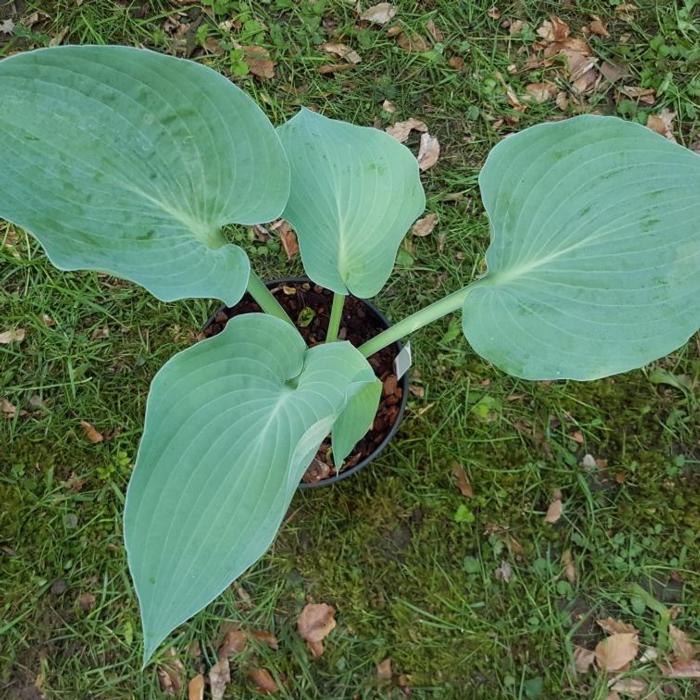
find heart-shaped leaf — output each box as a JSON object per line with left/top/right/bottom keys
{"left": 124, "top": 314, "right": 377, "bottom": 663}
{"left": 463, "top": 115, "right": 700, "bottom": 380}
{"left": 0, "top": 46, "right": 290, "bottom": 305}
{"left": 277, "top": 108, "right": 425, "bottom": 298}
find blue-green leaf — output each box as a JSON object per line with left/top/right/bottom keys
{"left": 463, "top": 115, "right": 700, "bottom": 380}
{"left": 0, "top": 46, "right": 290, "bottom": 305}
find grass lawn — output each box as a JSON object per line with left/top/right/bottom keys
{"left": 1, "top": 0, "right": 699, "bottom": 698}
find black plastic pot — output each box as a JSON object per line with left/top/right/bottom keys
{"left": 203, "top": 277, "right": 409, "bottom": 489}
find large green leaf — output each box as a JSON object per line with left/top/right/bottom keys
{"left": 124, "top": 314, "right": 377, "bottom": 663}
{"left": 463, "top": 115, "right": 700, "bottom": 380}
{"left": 331, "top": 378, "right": 381, "bottom": 468}
{"left": 277, "top": 108, "right": 425, "bottom": 298}
{"left": 0, "top": 45, "right": 289, "bottom": 305}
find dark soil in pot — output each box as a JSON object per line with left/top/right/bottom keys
{"left": 203, "top": 278, "right": 408, "bottom": 487}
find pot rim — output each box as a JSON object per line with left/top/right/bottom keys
{"left": 203, "top": 276, "right": 409, "bottom": 489}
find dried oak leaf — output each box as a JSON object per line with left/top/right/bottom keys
{"left": 377, "top": 657, "right": 392, "bottom": 681}
{"left": 597, "top": 618, "right": 638, "bottom": 635}
{"left": 0, "top": 328, "right": 26, "bottom": 344}
{"left": 412, "top": 213, "right": 437, "bottom": 237}
{"left": 297, "top": 603, "right": 336, "bottom": 658}
{"left": 273, "top": 220, "right": 299, "bottom": 259}
{"left": 495, "top": 560, "right": 512, "bottom": 583}
{"left": 525, "top": 82, "right": 557, "bottom": 103}
{"left": 610, "top": 678, "right": 647, "bottom": 697}
{"left": 385, "top": 118, "right": 427, "bottom": 143}
{"left": 417, "top": 133, "right": 440, "bottom": 171}
{"left": 78, "top": 592, "right": 96, "bottom": 612}
{"left": 1, "top": 398, "right": 17, "bottom": 419}
{"left": 544, "top": 497, "right": 563, "bottom": 524}
{"left": 188, "top": 674, "right": 205, "bottom": 700}
{"left": 250, "top": 629, "right": 279, "bottom": 650}
{"left": 397, "top": 32, "right": 429, "bottom": 53}
{"left": 219, "top": 627, "right": 247, "bottom": 656}
{"left": 426, "top": 19, "right": 444, "bottom": 42}
{"left": 360, "top": 3, "right": 397, "bottom": 25}
{"left": 157, "top": 648, "right": 185, "bottom": 696}
{"left": 487, "top": 6, "right": 501, "bottom": 20}
{"left": 80, "top": 420, "right": 104, "bottom": 444}
{"left": 243, "top": 46, "right": 275, "bottom": 80}
{"left": 451, "top": 464, "right": 474, "bottom": 498}
{"left": 321, "top": 42, "right": 361, "bottom": 64}
{"left": 670, "top": 624, "right": 697, "bottom": 662}
{"left": 382, "top": 99, "right": 396, "bottom": 113}
{"left": 589, "top": 16, "right": 610, "bottom": 37}
{"left": 248, "top": 668, "right": 278, "bottom": 694}
{"left": 659, "top": 659, "right": 700, "bottom": 678}
{"left": 209, "top": 657, "right": 231, "bottom": 700}
{"left": 595, "top": 633, "right": 639, "bottom": 672}
{"left": 561, "top": 549, "right": 576, "bottom": 583}
{"left": 318, "top": 63, "right": 355, "bottom": 74}
{"left": 647, "top": 109, "right": 676, "bottom": 142}
{"left": 573, "top": 645, "right": 595, "bottom": 673}
{"left": 536, "top": 16, "right": 570, "bottom": 43}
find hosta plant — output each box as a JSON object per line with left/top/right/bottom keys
{"left": 2, "top": 46, "right": 699, "bottom": 664}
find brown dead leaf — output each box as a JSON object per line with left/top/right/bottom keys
{"left": 417, "top": 132, "right": 440, "bottom": 171}
{"left": 157, "top": 648, "right": 185, "bottom": 696}
{"left": 589, "top": 16, "right": 610, "bottom": 37}
{"left": 659, "top": 659, "right": 700, "bottom": 678}
{"left": 562, "top": 549, "right": 576, "bottom": 583}
{"left": 248, "top": 668, "right": 278, "bottom": 694}
{"left": 188, "top": 674, "right": 205, "bottom": 700}
{"left": 382, "top": 99, "right": 396, "bottom": 113}
{"left": 555, "top": 91, "right": 569, "bottom": 111}
{"left": 91, "top": 325, "right": 109, "bottom": 340}
{"left": 647, "top": 109, "right": 676, "bottom": 142}
{"left": 597, "top": 618, "right": 638, "bottom": 635}
{"left": 385, "top": 118, "right": 428, "bottom": 143}
{"left": 1, "top": 398, "right": 17, "bottom": 419}
{"left": 537, "top": 16, "right": 570, "bottom": 43}
{"left": 360, "top": 3, "right": 397, "bottom": 25}
{"left": 448, "top": 56, "right": 465, "bottom": 71}
{"left": 426, "top": 19, "right": 444, "bottom": 42}
{"left": 509, "top": 19, "right": 525, "bottom": 35}
{"left": 600, "top": 62, "right": 630, "bottom": 82}
{"left": 0, "top": 328, "right": 26, "bottom": 344}
{"left": 525, "top": 82, "right": 557, "bottom": 103}
{"left": 78, "top": 592, "right": 96, "bottom": 612}
{"left": 670, "top": 624, "right": 697, "bottom": 662}
{"left": 610, "top": 678, "right": 647, "bottom": 698}
{"left": 40, "top": 314, "right": 56, "bottom": 327}
{"left": 495, "top": 560, "right": 512, "bottom": 583}
{"left": 615, "top": 3, "right": 638, "bottom": 21}
{"left": 80, "top": 420, "right": 104, "bottom": 444}
{"left": 209, "top": 657, "right": 231, "bottom": 700}
{"left": 451, "top": 464, "right": 474, "bottom": 498}
{"left": 487, "top": 6, "right": 501, "bottom": 20}
{"left": 573, "top": 645, "right": 596, "bottom": 673}
{"left": 321, "top": 42, "right": 361, "bottom": 64}
{"left": 219, "top": 627, "right": 247, "bottom": 657}
{"left": 318, "top": 63, "right": 355, "bottom": 74}
{"left": 544, "top": 497, "right": 563, "bottom": 524}
{"left": 297, "top": 603, "right": 336, "bottom": 658}
{"left": 49, "top": 27, "right": 69, "bottom": 47}
{"left": 273, "top": 221, "right": 298, "bottom": 259}
{"left": 377, "top": 657, "right": 392, "bottom": 681}
{"left": 250, "top": 629, "right": 279, "bottom": 650}
{"left": 619, "top": 86, "right": 656, "bottom": 104}
{"left": 412, "top": 213, "right": 437, "bottom": 237}
{"left": 243, "top": 46, "right": 275, "bottom": 79}
{"left": 397, "top": 32, "right": 429, "bottom": 53}
{"left": 595, "top": 633, "right": 639, "bottom": 672}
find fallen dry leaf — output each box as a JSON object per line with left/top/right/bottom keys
{"left": 451, "top": 464, "right": 474, "bottom": 498}
{"left": 555, "top": 91, "right": 569, "bottom": 111}
{"left": 78, "top": 592, "right": 96, "bottom": 612}
{"left": 243, "top": 46, "right": 275, "bottom": 79}
{"left": 589, "top": 16, "right": 610, "bottom": 37}
{"left": 495, "top": 560, "right": 512, "bottom": 583}
{"left": 377, "top": 657, "right": 392, "bottom": 681}
{"left": 248, "top": 668, "right": 278, "bottom": 694}
{"left": 80, "top": 420, "right": 104, "bottom": 444}
{"left": 448, "top": 56, "right": 465, "bottom": 71}
{"left": 544, "top": 497, "right": 563, "bottom": 524}
{"left": 537, "top": 16, "right": 570, "bottom": 43}
{"left": 600, "top": 62, "right": 630, "bottom": 82}
{"left": 91, "top": 325, "right": 109, "bottom": 340}
{"left": 487, "top": 6, "right": 501, "bottom": 20}
{"left": 360, "top": 3, "right": 397, "bottom": 25}
{"left": 318, "top": 63, "right": 355, "bottom": 74}
{"left": 1, "top": 398, "right": 17, "bottom": 419}
{"left": 219, "top": 627, "right": 247, "bottom": 656}
{"left": 321, "top": 42, "right": 361, "bottom": 64}
{"left": 573, "top": 645, "right": 596, "bottom": 673}
{"left": 619, "top": 86, "right": 656, "bottom": 104}
{"left": 647, "top": 109, "right": 676, "bottom": 142}
{"left": 297, "top": 603, "right": 336, "bottom": 658}
{"left": 562, "top": 549, "right": 576, "bottom": 583}
{"left": 49, "top": 27, "right": 69, "bottom": 47}
{"left": 659, "top": 659, "right": 700, "bottom": 678}
{"left": 250, "top": 629, "right": 279, "bottom": 650}
{"left": 188, "top": 674, "right": 205, "bottom": 700}
{"left": 595, "top": 633, "right": 639, "bottom": 672}
{"left": 40, "top": 314, "right": 56, "bottom": 327}
{"left": 425, "top": 19, "right": 444, "bottom": 42}
{"left": 382, "top": 99, "right": 396, "bottom": 113}
{"left": 0, "top": 18, "right": 15, "bottom": 34}
{"left": 610, "top": 678, "right": 647, "bottom": 698}
{"left": 157, "top": 648, "right": 185, "bottom": 696}
{"left": 597, "top": 618, "right": 638, "bottom": 635}
{"left": 525, "top": 82, "right": 557, "bottom": 103}
{"left": 0, "top": 328, "right": 26, "bottom": 344}
{"left": 670, "top": 624, "right": 697, "bottom": 662}
{"left": 412, "top": 213, "right": 438, "bottom": 237}
{"left": 509, "top": 19, "right": 525, "bottom": 35}
{"left": 275, "top": 221, "right": 299, "bottom": 259}
{"left": 397, "top": 32, "right": 429, "bottom": 53}
{"left": 385, "top": 118, "right": 427, "bottom": 143}
{"left": 417, "top": 132, "right": 440, "bottom": 171}
{"left": 209, "top": 657, "right": 231, "bottom": 700}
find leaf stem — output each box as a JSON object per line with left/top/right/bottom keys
{"left": 358, "top": 284, "right": 476, "bottom": 357}
{"left": 326, "top": 292, "right": 345, "bottom": 342}
{"left": 246, "top": 270, "right": 295, "bottom": 326}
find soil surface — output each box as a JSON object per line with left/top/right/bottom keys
{"left": 203, "top": 281, "right": 403, "bottom": 484}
